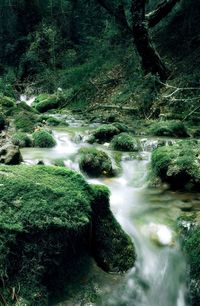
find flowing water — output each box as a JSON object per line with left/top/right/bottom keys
{"left": 20, "top": 116, "right": 192, "bottom": 306}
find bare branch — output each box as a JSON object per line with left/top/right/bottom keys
{"left": 146, "top": 0, "right": 181, "bottom": 28}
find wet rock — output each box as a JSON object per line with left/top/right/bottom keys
{"left": 0, "top": 143, "right": 23, "bottom": 165}
{"left": 73, "top": 133, "right": 83, "bottom": 144}
{"left": 91, "top": 185, "right": 136, "bottom": 272}
{"left": 79, "top": 147, "right": 114, "bottom": 177}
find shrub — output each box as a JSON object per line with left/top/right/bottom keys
{"left": 33, "top": 129, "right": 56, "bottom": 148}
{"left": 91, "top": 124, "right": 120, "bottom": 143}
{"left": 111, "top": 133, "right": 139, "bottom": 151}
{"left": 11, "top": 132, "right": 33, "bottom": 147}
{"left": 151, "top": 141, "right": 200, "bottom": 190}
{"left": 79, "top": 147, "right": 113, "bottom": 177}
{"left": 149, "top": 121, "right": 189, "bottom": 138}
{"left": 14, "top": 111, "right": 38, "bottom": 132}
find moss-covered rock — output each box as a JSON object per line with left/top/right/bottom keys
{"left": 0, "top": 165, "right": 136, "bottom": 305}
{"left": 91, "top": 185, "right": 136, "bottom": 272}
{"left": 33, "top": 129, "right": 56, "bottom": 148}
{"left": 151, "top": 141, "right": 200, "bottom": 190}
{"left": 91, "top": 124, "right": 120, "bottom": 143}
{"left": 47, "top": 116, "right": 69, "bottom": 127}
{"left": 111, "top": 133, "right": 139, "bottom": 151}
{"left": 149, "top": 121, "right": 189, "bottom": 138}
{"left": 11, "top": 132, "right": 33, "bottom": 148}
{"left": 79, "top": 147, "right": 113, "bottom": 177}
{"left": 0, "top": 165, "right": 93, "bottom": 305}
{"left": 178, "top": 213, "right": 200, "bottom": 306}
{"left": 14, "top": 111, "right": 38, "bottom": 132}
{"left": 33, "top": 94, "right": 64, "bottom": 113}
{"left": 0, "top": 143, "right": 23, "bottom": 164}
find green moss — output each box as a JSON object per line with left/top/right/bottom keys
{"left": 91, "top": 124, "right": 120, "bottom": 143}
{"left": 79, "top": 147, "right": 113, "bottom": 177}
{"left": 151, "top": 141, "right": 200, "bottom": 190}
{"left": 47, "top": 117, "right": 69, "bottom": 127}
{"left": 33, "top": 129, "right": 56, "bottom": 148}
{"left": 91, "top": 185, "right": 136, "bottom": 272}
{"left": 0, "top": 165, "right": 94, "bottom": 305}
{"left": 0, "top": 95, "right": 15, "bottom": 108}
{"left": 111, "top": 133, "right": 139, "bottom": 151}
{"left": 149, "top": 121, "right": 189, "bottom": 138}
{"left": 178, "top": 213, "right": 200, "bottom": 305}
{"left": 11, "top": 132, "right": 33, "bottom": 148}
{"left": 14, "top": 111, "right": 38, "bottom": 132}
{"left": 33, "top": 94, "right": 64, "bottom": 113}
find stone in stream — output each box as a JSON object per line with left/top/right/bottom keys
{"left": 0, "top": 165, "right": 136, "bottom": 305}
{"left": 79, "top": 147, "right": 114, "bottom": 177}
{"left": 0, "top": 143, "right": 23, "bottom": 164}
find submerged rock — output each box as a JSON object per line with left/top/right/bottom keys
{"left": 0, "top": 143, "right": 23, "bottom": 164}
{"left": 0, "top": 165, "right": 135, "bottom": 305}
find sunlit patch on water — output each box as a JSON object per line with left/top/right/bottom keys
{"left": 142, "top": 222, "right": 173, "bottom": 246}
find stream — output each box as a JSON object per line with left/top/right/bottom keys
{"left": 20, "top": 115, "right": 191, "bottom": 306}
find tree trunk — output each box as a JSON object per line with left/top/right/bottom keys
{"left": 131, "top": 0, "right": 170, "bottom": 80}
{"left": 146, "top": 0, "right": 180, "bottom": 28}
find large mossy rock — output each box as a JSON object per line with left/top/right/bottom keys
{"left": 33, "top": 129, "right": 56, "bottom": 148}
{"left": 149, "top": 120, "right": 189, "bottom": 138}
{"left": 111, "top": 133, "right": 140, "bottom": 152}
{"left": 151, "top": 141, "right": 200, "bottom": 190}
{"left": 79, "top": 147, "right": 113, "bottom": 177}
{"left": 91, "top": 185, "right": 136, "bottom": 272}
{"left": 14, "top": 110, "right": 38, "bottom": 133}
{"left": 0, "top": 165, "right": 136, "bottom": 305}
{"left": 90, "top": 124, "right": 120, "bottom": 143}
{"left": 33, "top": 94, "right": 63, "bottom": 113}
{"left": 0, "top": 143, "right": 23, "bottom": 164}
{"left": 178, "top": 213, "right": 200, "bottom": 306}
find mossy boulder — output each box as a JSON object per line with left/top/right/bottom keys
{"left": 33, "top": 129, "right": 56, "bottom": 148}
{"left": 47, "top": 117, "right": 69, "bottom": 127}
{"left": 79, "top": 147, "right": 113, "bottom": 177}
{"left": 33, "top": 94, "right": 63, "bottom": 113}
{"left": 91, "top": 185, "right": 136, "bottom": 272}
{"left": 111, "top": 133, "right": 139, "bottom": 151}
{"left": 149, "top": 121, "right": 189, "bottom": 138}
{"left": 0, "top": 165, "right": 136, "bottom": 305}
{"left": 151, "top": 141, "right": 200, "bottom": 190}
{"left": 11, "top": 132, "right": 33, "bottom": 148}
{"left": 178, "top": 213, "right": 200, "bottom": 306}
{"left": 0, "top": 143, "right": 23, "bottom": 164}
{"left": 91, "top": 124, "right": 120, "bottom": 143}
{"left": 14, "top": 111, "right": 38, "bottom": 132}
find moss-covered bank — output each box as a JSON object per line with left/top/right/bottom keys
{"left": 0, "top": 165, "right": 135, "bottom": 305}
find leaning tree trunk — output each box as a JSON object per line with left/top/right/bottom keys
{"left": 131, "top": 0, "right": 170, "bottom": 80}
